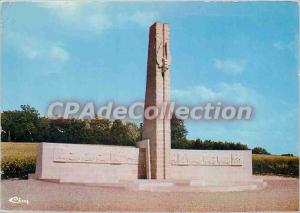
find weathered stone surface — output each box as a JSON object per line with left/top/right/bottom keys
{"left": 34, "top": 143, "right": 145, "bottom": 183}
{"left": 169, "top": 149, "right": 252, "bottom": 181}
{"left": 142, "top": 22, "right": 171, "bottom": 179}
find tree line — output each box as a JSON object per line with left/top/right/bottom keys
{"left": 1, "top": 105, "right": 140, "bottom": 146}
{"left": 1, "top": 105, "right": 271, "bottom": 153}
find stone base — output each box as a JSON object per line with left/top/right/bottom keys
{"left": 124, "top": 179, "right": 267, "bottom": 192}
{"left": 29, "top": 174, "right": 267, "bottom": 192}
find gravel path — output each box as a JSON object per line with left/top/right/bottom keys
{"left": 1, "top": 176, "right": 298, "bottom": 212}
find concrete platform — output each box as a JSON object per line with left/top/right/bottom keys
{"left": 29, "top": 174, "right": 267, "bottom": 192}
{"left": 123, "top": 179, "right": 267, "bottom": 192}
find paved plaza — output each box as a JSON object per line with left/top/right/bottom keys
{"left": 1, "top": 176, "right": 298, "bottom": 212}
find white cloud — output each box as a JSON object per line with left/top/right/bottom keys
{"left": 37, "top": 2, "right": 159, "bottom": 34}
{"left": 38, "top": 1, "right": 81, "bottom": 19}
{"left": 172, "top": 85, "right": 217, "bottom": 102}
{"left": 20, "top": 41, "right": 39, "bottom": 59}
{"left": 120, "top": 11, "right": 159, "bottom": 27}
{"left": 38, "top": 2, "right": 107, "bottom": 33}
{"left": 213, "top": 58, "right": 246, "bottom": 75}
{"left": 273, "top": 41, "right": 294, "bottom": 51}
{"left": 86, "top": 13, "right": 112, "bottom": 31}
{"left": 172, "top": 82, "right": 260, "bottom": 105}
{"left": 50, "top": 46, "right": 70, "bottom": 63}
{"left": 7, "top": 32, "right": 70, "bottom": 74}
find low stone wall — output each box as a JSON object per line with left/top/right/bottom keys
{"left": 169, "top": 149, "right": 252, "bottom": 181}
{"left": 34, "top": 143, "right": 145, "bottom": 183}
{"left": 32, "top": 143, "right": 252, "bottom": 183}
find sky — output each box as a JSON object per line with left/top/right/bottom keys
{"left": 2, "top": 1, "right": 299, "bottom": 155}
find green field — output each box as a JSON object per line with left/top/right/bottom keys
{"left": 1, "top": 142, "right": 299, "bottom": 179}
{"left": 253, "top": 154, "right": 299, "bottom": 177}
{"left": 1, "top": 142, "right": 38, "bottom": 179}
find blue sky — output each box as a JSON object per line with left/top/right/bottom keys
{"left": 2, "top": 2, "right": 299, "bottom": 155}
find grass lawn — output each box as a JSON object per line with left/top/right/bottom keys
{"left": 253, "top": 153, "right": 298, "bottom": 177}
{"left": 1, "top": 142, "right": 38, "bottom": 179}
{"left": 1, "top": 142, "right": 38, "bottom": 160}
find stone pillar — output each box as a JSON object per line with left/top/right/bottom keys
{"left": 142, "top": 22, "right": 171, "bottom": 179}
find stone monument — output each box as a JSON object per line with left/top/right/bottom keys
{"left": 142, "top": 22, "right": 171, "bottom": 179}
{"left": 30, "top": 22, "right": 266, "bottom": 191}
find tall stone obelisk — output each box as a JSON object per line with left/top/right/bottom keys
{"left": 143, "top": 22, "right": 171, "bottom": 179}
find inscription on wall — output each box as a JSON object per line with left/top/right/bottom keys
{"left": 170, "top": 151, "right": 243, "bottom": 166}
{"left": 53, "top": 148, "right": 139, "bottom": 165}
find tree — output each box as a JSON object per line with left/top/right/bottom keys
{"left": 1, "top": 105, "right": 255, "bottom": 150}
{"left": 1, "top": 105, "right": 40, "bottom": 142}
{"left": 36, "top": 117, "right": 50, "bottom": 141}
{"left": 252, "top": 147, "right": 270, "bottom": 155}
{"left": 88, "top": 118, "right": 112, "bottom": 144}
{"left": 48, "top": 118, "right": 87, "bottom": 143}
{"left": 138, "top": 122, "right": 143, "bottom": 140}
{"left": 125, "top": 122, "right": 140, "bottom": 143}
{"left": 171, "top": 114, "right": 188, "bottom": 143}
{"left": 110, "top": 119, "right": 135, "bottom": 146}
{"left": 281, "top": 153, "right": 294, "bottom": 157}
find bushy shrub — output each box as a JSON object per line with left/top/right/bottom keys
{"left": 172, "top": 139, "right": 249, "bottom": 150}
{"left": 253, "top": 154, "right": 299, "bottom": 177}
{"left": 1, "top": 156, "right": 36, "bottom": 179}
{"left": 1, "top": 143, "right": 38, "bottom": 179}
{"left": 252, "top": 147, "right": 270, "bottom": 155}
{"left": 281, "top": 153, "right": 294, "bottom": 157}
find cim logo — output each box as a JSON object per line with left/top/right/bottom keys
{"left": 8, "top": 196, "right": 29, "bottom": 205}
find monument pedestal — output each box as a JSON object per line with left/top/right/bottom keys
{"left": 30, "top": 22, "right": 267, "bottom": 192}
{"left": 127, "top": 179, "right": 267, "bottom": 192}
{"left": 29, "top": 176, "right": 266, "bottom": 192}
{"left": 30, "top": 142, "right": 267, "bottom": 192}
